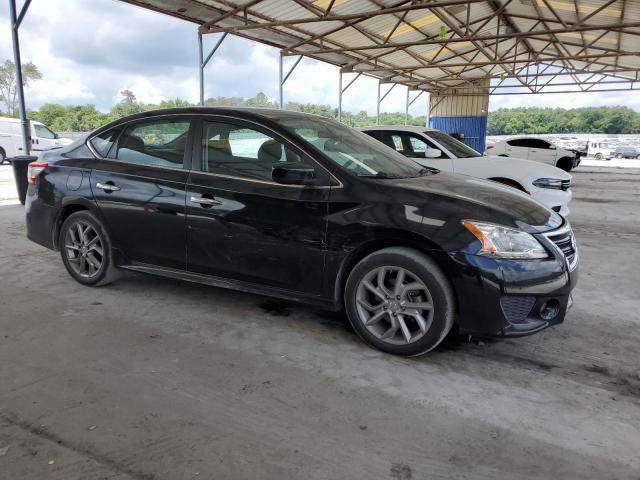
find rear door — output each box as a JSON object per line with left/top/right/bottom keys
{"left": 527, "top": 139, "right": 556, "bottom": 164}
{"left": 185, "top": 116, "right": 331, "bottom": 294}
{"left": 89, "top": 116, "right": 193, "bottom": 269}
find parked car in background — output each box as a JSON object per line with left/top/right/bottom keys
{"left": 486, "top": 137, "right": 581, "bottom": 171}
{"left": 361, "top": 126, "right": 572, "bottom": 216}
{"left": 0, "top": 117, "right": 73, "bottom": 164}
{"left": 587, "top": 141, "right": 613, "bottom": 160}
{"left": 611, "top": 146, "right": 640, "bottom": 159}
{"left": 24, "top": 108, "right": 578, "bottom": 356}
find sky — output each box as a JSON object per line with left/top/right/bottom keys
{"left": 1, "top": 0, "right": 638, "bottom": 116}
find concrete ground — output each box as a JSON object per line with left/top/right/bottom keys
{"left": 0, "top": 164, "right": 639, "bottom": 479}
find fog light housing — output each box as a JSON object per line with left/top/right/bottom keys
{"left": 539, "top": 299, "right": 560, "bottom": 321}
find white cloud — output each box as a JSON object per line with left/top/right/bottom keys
{"left": 0, "top": 0, "right": 636, "bottom": 117}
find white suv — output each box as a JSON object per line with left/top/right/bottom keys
{"left": 360, "top": 126, "right": 573, "bottom": 216}
{"left": 486, "top": 137, "right": 581, "bottom": 171}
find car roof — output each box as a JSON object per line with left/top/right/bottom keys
{"left": 93, "top": 107, "right": 330, "bottom": 133}
{"left": 359, "top": 125, "right": 437, "bottom": 134}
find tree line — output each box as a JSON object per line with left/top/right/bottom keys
{"left": 2, "top": 58, "right": 639, "bottom": 134}
{"left": 18, "top": 92, "right": 640, "bottom": 135}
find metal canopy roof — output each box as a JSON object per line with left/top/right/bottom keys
{"left": 120, "top": 0, "right": 640, "bottom": 96}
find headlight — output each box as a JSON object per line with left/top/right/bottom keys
{"left": 462, "top": 220, "right": 548, "bottom": 259}
{"left": 532, "top": 177, "right": 565, "bottom": 189}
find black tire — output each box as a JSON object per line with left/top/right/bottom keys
{"left": 498, "top": 154, "right": 509, "bottom": 157}
{"left": 0, "top": 148, "right": 6, "bottom": 165}
{"left": 344, "top": 247, "right": 455, "bottom": 356}
{"left": 616, "top": 153, "right": 623, "bottom": 159}
{"left": 594, "top": 152, "right": 603, "bottom": 160}
{"left": 59, "top": 210, "right": 119, "bottom": 286}
{"left": 556, "top": 157, "right": 573, "bottom": 172}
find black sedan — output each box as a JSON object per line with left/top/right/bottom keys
{"left": 25, "top": 108, "right": 578, "bottom": 356}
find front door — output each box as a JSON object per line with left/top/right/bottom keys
{"left": 186, "top": 117, "right": 331, "bottom": 295}
{"left": 90, "top": 117, "right": 193, "bottom": 269}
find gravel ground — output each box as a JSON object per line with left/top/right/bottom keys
{"left": 0, "top": 165, "right": 639, "bottom": 479}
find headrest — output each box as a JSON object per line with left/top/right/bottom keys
{"left": 120, "top": 134, "right": 144, "bottom": 152}
{"left": 258, "top": 139, "right": 282, "bottom": 163}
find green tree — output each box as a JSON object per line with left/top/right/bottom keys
{"left": 0, "top": 59, "right": 42, "bottom": 115}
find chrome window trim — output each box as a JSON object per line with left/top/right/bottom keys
{"left": 86, "top": 112, "right": 343, "bottom": 189}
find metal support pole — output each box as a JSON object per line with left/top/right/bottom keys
{"left": 198, "top": 33, "right": 204, "bottom": 106}
{"left": 279, "top": 54, "right": 302, "bottom": 110}
{"left": 9, "top": 0, "right": 30, "bottom": 155}
{"left": 405, "top": 90, "right": 425, "bottom": 126}
{"left": 338, "top": 71, "right": 342, "bottom": 123}
{"left": 376, "top": 83, "right": 381, "bottom": 125}
{"left": 404, "top": 88, "right": 409, "bottom": 126}
{"left": 279, "top": 54, "right": 283, "bottom": 109}
{"left": 338, "top": 72, "right": 361, "bottom": 123}
{"left": 198, "top": 32, "right": 227, "bottom": 106}
{"left": 377, "top": 83, "right": 396, "bottom": 125}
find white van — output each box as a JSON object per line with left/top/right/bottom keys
{"left": 587, "top": 141, "right": 613, "bottom": 160}
{"left": 0, "top": 117, "right": 73, "bottom": 164}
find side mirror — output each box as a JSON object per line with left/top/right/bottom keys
{"left": 424, "top": 148, "right": 442, "bottom": 158}
{"left": 272, "top": 162, "right": 317, "bottom": 186}
{"left": 54, "top": 133, "right": 59, "bottom": 139}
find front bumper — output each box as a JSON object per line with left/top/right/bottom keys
{"left": 449, "top": 224, "right": 578, "bottom": 337}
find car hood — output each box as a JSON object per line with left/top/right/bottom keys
{"left": 471, "top": 155, "right": 572, "bottom": 180}
{"left": 375, "top": 171, "right": 563, "bottom": 234}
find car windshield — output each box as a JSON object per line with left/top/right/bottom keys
{"left": 272, "top": 114, "right": 430, "bottom": 179}
{"left": 425, "top": 131, "right": 480, "bottom": 158}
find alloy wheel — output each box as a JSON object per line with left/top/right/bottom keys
{"left": 64, "top": 221, "right": 104, "bottom": 278}
{"left": 355, "top": 266, "right": 434, "bottom": 345}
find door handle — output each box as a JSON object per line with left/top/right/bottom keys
{"left": 96, "top": 182, "right": 121, "bottom": 192}
{"left": 190, "top": 196, "right": 221, "bottom": 206}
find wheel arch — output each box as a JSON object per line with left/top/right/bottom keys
{"left": 52, "top": 198, "right": 103, "bottom": 250}
{"left": 556, "top": 157, "right": 574, "bottom": 172}
{"left": 487, "top": 177, "right": 528, "bottom": 192}
{"left": 333, "top": 230, "right": 458, "bottom": 311}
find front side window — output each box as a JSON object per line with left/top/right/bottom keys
{"left": 34, "top": 124, "right": 56, "bottom": 140}
{"left": 116, "top": 119, "right": 190, "bottom": 168}
{"left": 201, "top": 121, "right": 307, "bottom": 181}
{"left": 272, "top": 114, "right": 428, "bottom": 179}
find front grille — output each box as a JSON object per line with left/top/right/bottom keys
{"left": 561, "top": 179, "right": 571, "bottom": 190}
{"left": 545, "top": 223, "right": 578, "bottom": 270}
{"left": 501, "top": 296, "right": 536, "bottom": 324}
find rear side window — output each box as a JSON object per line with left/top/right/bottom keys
{"left": 116, "top": 119, "right": 190, "bottom": 168}
{"left": 90, "top": 128, "right": 121, "bottom": 157}
{"left": 507, "top": 138, "right": 531, "bottom": 147}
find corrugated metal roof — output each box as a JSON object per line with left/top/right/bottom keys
{"left": 119, "top": 0, "right": 640, "bottom": 96}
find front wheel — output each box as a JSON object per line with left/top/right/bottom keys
{"left": 594, "top": 152, "right": 603, "bottom": 160}
{"left": 0, "top": 148, "right": 6, "bottom": 165}
{"left": 344, "top": 247, "right": 455, "bottom": 356}
{"left": 616, "top": 153, "right": 623, "bottom": 159}
{"left": 60, "top": 211, "right": 119, "bottom": 286}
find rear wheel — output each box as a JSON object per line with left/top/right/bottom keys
{"left": 344, "top": 247, "right": 455, "bottom": 356}
{"left": 60, "top": 211, "right": 119, "bottom": 286}
{"left": 616, "top": 153, "right": 623, "bottom": 159}
{"left": 0, "top": 148, "right": 6, "bottom": 165}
